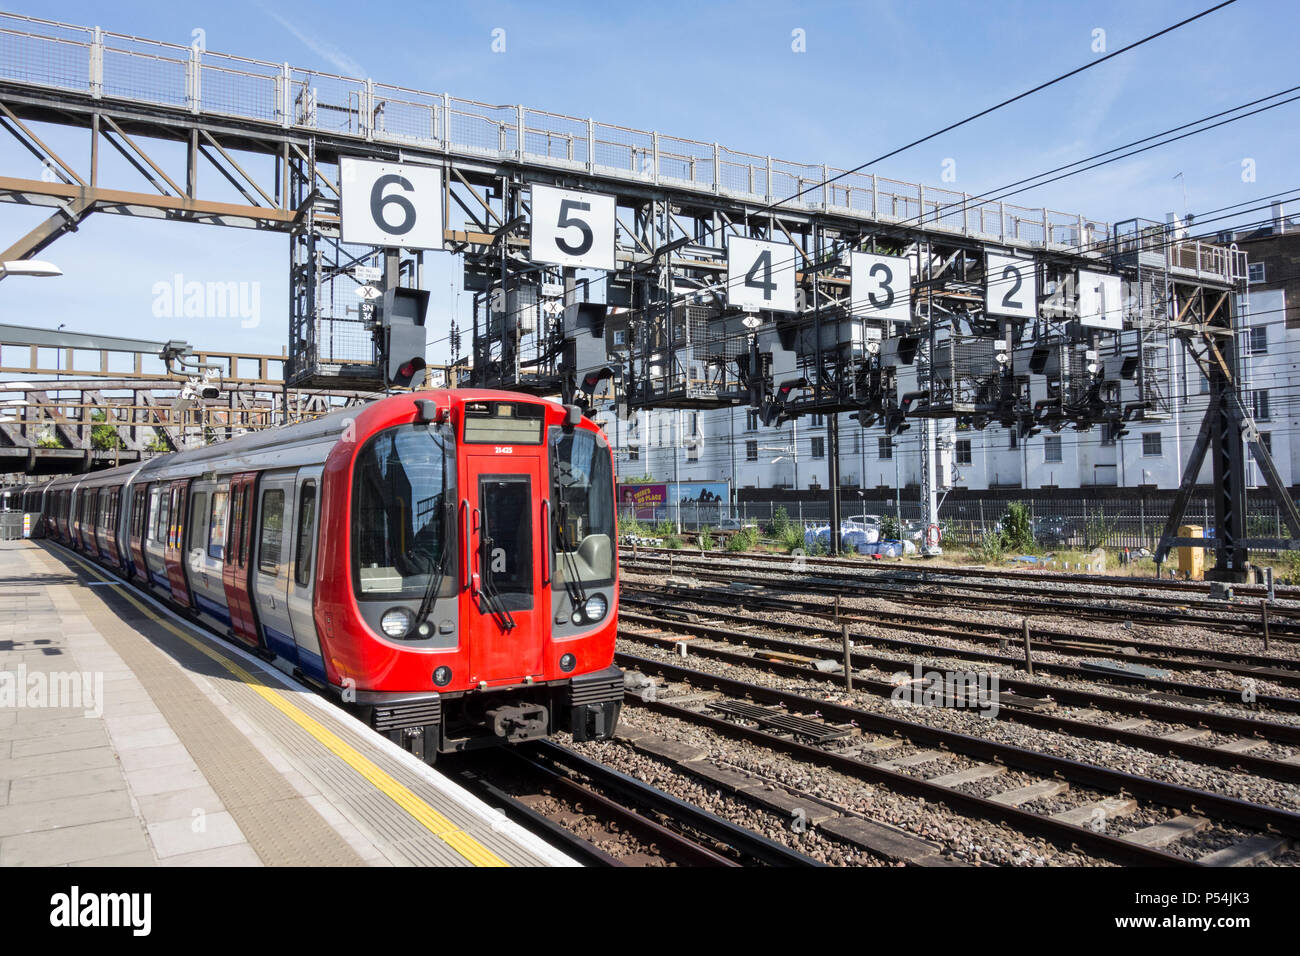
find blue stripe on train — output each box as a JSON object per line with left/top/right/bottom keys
{"left": 262, "top": 624, "right": 326, "bottom": 683}
{"left": 193, "top": 593, "right": 232, "bottom": 627}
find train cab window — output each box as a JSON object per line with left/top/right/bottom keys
{"left": 548, "top": 427, "right": 616, "bottom": 589}
{"left": 228, "top": 485, "right": 248, "bottom": 567}
{"left": 295, "top": 482, "right": 317, "bottom": 587}
{"left": 209, "top": 490, "right": 229, "bottom": 560}
{"left": 351, "top": 425, "right": 455, "bottom": 598}
{"left": 258, "top": 489, "right": 284, "bottom": 575}
{"left": 479, "top": 476, "right": 533, "bottom": 607}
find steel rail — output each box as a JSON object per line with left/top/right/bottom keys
{"left": 615, "top": 648, "right": 1300, "bottom": 856}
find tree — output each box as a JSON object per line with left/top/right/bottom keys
{"left": 90, "top": 409, "right": 124, "bottom": 452}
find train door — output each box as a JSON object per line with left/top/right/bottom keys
{"left": 285, "top": 468, "right": 326, "bottom": 682}
{"left": 463, "top": 453, "right": 545, "bottom": 685}
{"left": 128, "top": 487, "right": 148, "bottom": 583}
{"left": 162, "top": 480, "right": 192, "bottom": 606}
{"left": 186, "top": 481, "right": 227, "bottom": 628}
{"left": 221, "top": 472, "right": 261, "bottom": 648}
{"left": 250, "top": 472, "right": 297, "bottom": 663}
{"left": 143, "top": 484, "right": 169, "bottom": 590}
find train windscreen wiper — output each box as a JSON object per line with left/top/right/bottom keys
{"left": 477, "top": 531, "right": 517, "bottom": 632}
{"left": 552, "top": 501, "right": 589, "bottom": 610}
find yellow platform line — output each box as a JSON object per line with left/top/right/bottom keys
{"left": 59, "top": 549, "right": 508, "bottom": 868}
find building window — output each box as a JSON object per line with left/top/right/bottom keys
{"left": 1248, "top": 326, "right": 1267, "bottom": 355}
{"left": 878, "top": 436, "right": 893, "bottom": 460}
{"left": 627, "top": 445, "right": 638, "bottom": 461}
{"left": 1101, "top": 421, "right": 1119, "bottom": 446}
{"left": 1008, "top": 429, "right": 1018, "bottom": 450}
{"left": 955, "top": 439, "right": 972, "bottom": 465}
{"left": 612, "top": 329, "right": 626, "bottom": 346}
{"left": 746, "top": 409, "right": 760, "bottom": 431}
{"left": 1252, "top": 389, "right": 1271, "bottom": 421}
{"left": 1044, "top": 436, "right": 1062, "bottom": 463}
{"left": 746, "top": 440, "right": 758, "bottom": 462}
{"left": 811, "top": 414, "right": 825, "bottom": 428}
{"left": 1248, "top": 262, "right": 1266, "bottom": 284}
{"left": 1200, "top": 371, "right": 1210, "bottom": 395}
{"left": 1142, "top": 433, "right": 1162, "bottom": 457}
{"left": 1259, "top": 432, "right": 1273, "bottom": 455}
{"left": 810, "top": 436, "right": 826, "bottom": 459}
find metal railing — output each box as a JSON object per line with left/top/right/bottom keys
{"left": 0, "top": 12, "right": 1144, "bottom": 259}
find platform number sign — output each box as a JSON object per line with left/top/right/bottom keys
{"left": 529, "top": 184, "right": 616, "bottom": 271}
{"left": 1077, "top": 269, "right": 1123, "bottom": 331}
{"left": 727, "top": 237, "right": 798, "bottom": 313}
{"left": 850, "top": 252, "right": 912, "bottom": 322}
{"left": 340, "top": 158, "right": 445, "bottom": 250}
{"left": 985, "top": 253, "right": 1038, "bottom": 319}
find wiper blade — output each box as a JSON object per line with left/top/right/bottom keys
{"left": 477, "top": 532, "right": 516, "bottom": 632}
{"left": 552, "top": 503, "right": 589, "bottom": 609}
{"left": 413, "top": 502, "right": 451, "bottom": 628}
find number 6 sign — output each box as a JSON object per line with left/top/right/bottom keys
{"left": 529, "top": 184, "right": 616, "bottom": 271}
{"left": 986, "top": 253, "right": 1037, "bottom": 319}
{"left": 340, "top": 157, "right": 444, "bottom": 250}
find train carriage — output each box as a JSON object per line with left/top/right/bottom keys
{"left": 39, "top": 390, "right": 622, "bottom": 761}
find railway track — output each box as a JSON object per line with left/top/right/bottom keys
{"left": 612, "top": 635, "right": 1300, "bottom": 867}
{"left": 623, "top": 581, "right": 1300, "bottom": 692}
{"left": 621, "top": 548, "right": 1300, "bottom": 641}
{"left": 625, "top": 542, "right": 1297, "bottom": 600}
{"left": 621, "top": 584, "right": 1300, "bottom": 714}
{"left": 446, "top": 740, "right": 822, "bottom": 867}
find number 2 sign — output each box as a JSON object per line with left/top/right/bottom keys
{"left": 985, "top": 253, "right": 1037, "bottom": 319}
{"left": 529, "top": 184, "right": 616, "bottom": 271}
{"left": 340, "top": 157, "right": 445, "bottom": 250}
{"left": 727, "top": 237, "right": 797, "bottom": 313}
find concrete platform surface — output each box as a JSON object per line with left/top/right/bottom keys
{"left": 0, "top": 540, "right": 575, "bottom": 868}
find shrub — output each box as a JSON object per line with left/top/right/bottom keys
{"left": 655, "top": 519, "right": 675, "bottom": 537}
{"left": 665, "top": 535, "right": 683, "bottom": 550}
{"left": 879, "top": 515, "right": 899, "bottom": 540}
{"left": 767, "top": 506, "right": 791, "bottom": 537}
{"left": 1000, "top": 502, "right": 1035, "bottom": 552}
{"left": 971, "top": 532, "right": 1005, "bottom": 563}
{"left": 726, "top": 528, "right": 758, "bottom": 552}
{"left": 620, "top": 516, "right": 644, "bottom": 536}
{"left": 779, "top": 525, "right": 805, "bottom": 553}
{"left": 698, "top": 527, "right": 714, "bottom": 551}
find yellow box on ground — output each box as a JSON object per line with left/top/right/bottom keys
{"left": 1177, "top": 524, "right": 1204, "bottom": 580}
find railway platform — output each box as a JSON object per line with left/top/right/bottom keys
{"left": 0, "top": 540, "right": 575, "bottom": 867}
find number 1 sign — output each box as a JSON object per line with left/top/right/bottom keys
{"left": 529, "top": 184, "right": 616, "bottom": 271}
{"left": 340, "top": 157, "right": 444, "bottom": 250}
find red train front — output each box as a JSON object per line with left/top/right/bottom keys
{"left": 321, "top": 390, "right": 623, "bottom": 757}
{"left": 38, "top": 389, "right": 622, "bottom": 763}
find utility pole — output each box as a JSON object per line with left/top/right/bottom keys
{"left": 828, "top": 413, "right": 842, "bottom": 555}
{"left": 674, "top": 408, "right": 682, "bottom": 534}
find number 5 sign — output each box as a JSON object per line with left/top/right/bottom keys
{"left": 850, "top": 252, "right": 912, "bottom": 322}
{"left": 727, "top": 237, "right": 797, "bottom": 313}
{"left": 340, "top": 157, "right": 444, "bottom": 250}
{"left": 530, "top": 184, "right": 616, "bottom": 271}
{"left": 986, "top": 253, "right": 1037, "bottom": 319}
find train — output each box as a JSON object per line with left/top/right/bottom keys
{"left": 10, "top": 389, "right": 623, "bottom": 761}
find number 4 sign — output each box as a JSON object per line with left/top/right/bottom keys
{"left": 986, "top": 253, "right": 1037, "bottom": 319}
{"left": 340, "top": 158, "right": 445, "bottom": 250}
{"left": 850, "top": 252, "right": 912, "bottom": 322}
{"left": 727, "top": 237, "right": 797, "bottom": 313}
{"left": 529, "top": 184, "right": 616, "bottom": 271}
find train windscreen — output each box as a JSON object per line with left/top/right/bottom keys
{"left": 549, "top": 428, "right": 615, "bottom": 588}
{"left": 352, "top": 426, "right": 456, "bottom": 598}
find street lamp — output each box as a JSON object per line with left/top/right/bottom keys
{"left": 0, "top": 260, "right": 62, "bottom": 278}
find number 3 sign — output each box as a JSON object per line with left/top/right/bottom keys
{"left": 529, "top": 184, "right": 616, "bottom": 271}
{"left": 340, "top": 157, "right": 445, "bottom": 250}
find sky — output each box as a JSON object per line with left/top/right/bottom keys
{"left": 1, "top": 0, "right": 1297, "bottom": 365}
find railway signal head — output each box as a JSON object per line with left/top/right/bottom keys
{"left": 377, "top": 286, "right": 430, "bottom": 389}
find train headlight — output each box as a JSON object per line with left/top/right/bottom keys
{"left": 582, "top": 593, "right": 608, "bottom": 623}
{"left": 380, "top": 607, "right": 414, "bottom": 638}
